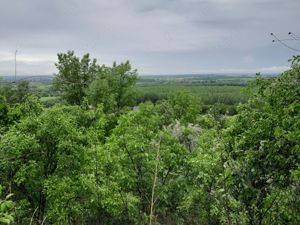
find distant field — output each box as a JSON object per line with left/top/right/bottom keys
{"left": 136, "top": 84, "right": 248, "bottom": 105}
{"left": 135, "top": 74, "right": 253, "bottom": 107}
{"left": 2, "top": 74, "right": 254, "bottom": 109}
{"left": 137, "top": 74, "right": 256, "bottom": 86}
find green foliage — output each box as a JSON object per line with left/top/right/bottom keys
{"left": 0, "top": 85, "right": 13, "bottom": 103}
{"left": 87, "top": 61, "right": 138, "bottom": 112}
{"left": 0, "top": 81, "right": 30, "bottom": 105}
{"left": 101, "top": 102, "right": 191, "bottom": 224}
{"left": 0, "top": 95, "right": 43, "bottom": 134}
{"left": 0, "top": 186, "right": 14, "bottom": 224}
{"left": 0, "top": 55, "right": 299, "bottom": 225}
{"left": 0, "top": 96, "right": 9, "bottom": 127}
{"left": 53, "top": 51, "right": 138, "bottom": 112}
{"left": 136, "top": 84, "right": 247, "bottom": 110}
{"left": 13, "top": 81, "right": 30, "bottom": 103}
{"left": 157, "top": 91, "right": 201, "bottom": 125}
{"left": 0, "top": 105, "right": 107, "bottom": 224}
{"left": 222, "top": 56, "right": 300, "bottom": 224}
{"left": 39, "top": 96, "right": 62, "bottom": 108}
{"left": 53, "top": 51, "right": 98, "bottom": 105}
{"left": 8, "top": 95, "right": 43, "bottom": 121}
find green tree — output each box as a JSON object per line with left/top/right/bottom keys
{"left": 87, "top": 61, "right": 138, "bottom": 112}
{"left": 0, "top": 85, "right": 13, "bottom": 105}
{"left": 8, "top": 95, "right": 43, "bottom": 122}
{"left": 0, "top": 81, "right": 30, "bottom": 105}
{"left": 223, "top": 56, "right": 300, "bottom": 224}
{"left": 101, "top": 102, "right": 193, "bottom": 224}
{"left": 53, "top": 51, "right": 98, "bottom": 105}
{"left": 157, "top": 91, "right": 201, "bottom": 125}
{"left": 0, "top": 96, "right": 9, "bottom": 128}
{"left": 180, "top": 56, "right": 300, "bottom": 225}
{"left": 0, "top": 105, "right": 106, "bottom": 224}
{"left": 13, "top": 81, "right": 30, "bottom": 103}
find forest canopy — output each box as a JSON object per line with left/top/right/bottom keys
{"left": 0, "top": 53, "right": 299, "bottom": 225}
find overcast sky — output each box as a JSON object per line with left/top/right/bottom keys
{"left": 0, "top": 0, "right": 299, "bottom": 75}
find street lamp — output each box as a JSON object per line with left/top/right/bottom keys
{"left": 14, "top": 50, "right": 18, "bottom": 83}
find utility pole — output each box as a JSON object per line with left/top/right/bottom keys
{"left": 14, "top": 50, "right": 18, "bottom": 83}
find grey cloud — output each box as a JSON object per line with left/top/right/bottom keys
{"left": 0, "top": 0, "right": 299, "bottom": 75}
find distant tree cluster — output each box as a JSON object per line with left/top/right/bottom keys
{"left": 0, "top": 81, "right": 30, "bottom": 104}
{"left": 53, "top": 50, "right": 138, "bottom": 112}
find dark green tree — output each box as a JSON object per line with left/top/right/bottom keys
{"left": 0, "top": 81, "right": 30, "bottom": 104}
{"left": 224, "top": 56, "right": 300, "bottom": 224}
{"left": 0, "top": 96, "right": 9, "bottom": 127}
{"left": 157, "top": 91, "right": 201, "bottom": 125}
{"left": 101, "top": 102, "right": 196, "bottom": 224}
{"left": 13, "top": 81, "right": 30, "bottom": 103}
{"left": 87, "top": 61, "right": 138, "bottom": 112}
{"left": 0, "top": 105, "right": 107, "bottom": 224}
{"left": 53, "top": 51, "right": 98, "bottom": 105}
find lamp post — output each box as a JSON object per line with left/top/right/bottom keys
{"left": 14, "top": 50, "right": 18, "bottom": 83}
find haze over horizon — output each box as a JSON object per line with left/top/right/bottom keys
{"left": 0, "top": 0, "right": 299, "bottom": 76}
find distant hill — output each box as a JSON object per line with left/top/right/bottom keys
{"left": 1, "top": 75, "right": 54, "bottom": 83}
{"left": 1, "top": 73, "right": 277, "bottom": 85}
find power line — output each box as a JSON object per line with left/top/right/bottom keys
{"left": 271, "top": 32, "right": 300, "bottom": 52}
{"left": 288, "top": 32, "right": 300, "bottom": 40}
{"left": 272, "top": 38, "right": 300, "bottom": 42}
